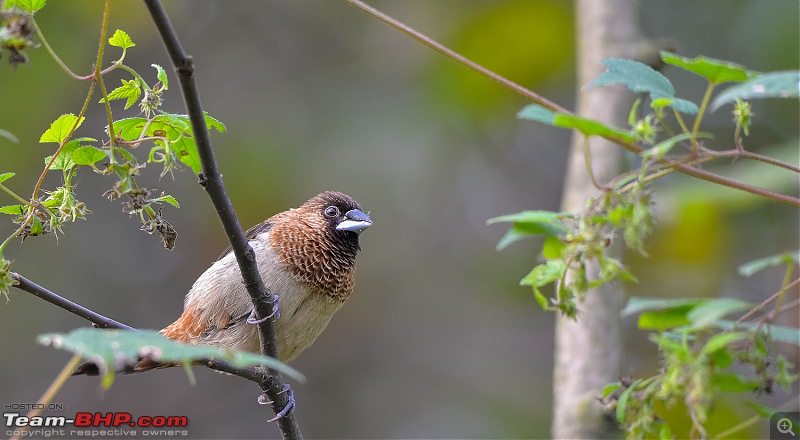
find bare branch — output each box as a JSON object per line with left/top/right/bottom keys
{"left": 142, "top": 1, "right": 301, "bottom": 437}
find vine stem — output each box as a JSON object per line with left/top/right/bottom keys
{"left": 9, "top": 354, "right": 83, "bottom": 440}
{"left": 690, "top": 82, "right": 716, "bottom": 155}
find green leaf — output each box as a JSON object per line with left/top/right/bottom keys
{"left": 616, "top": 381, "right": 637, "bottom": 423}
{"left": 204, "top": 113, "right": 227, "bottom": 133}
{"left": 520, "top": 260, "right": 566, "bottom": 289}
{"left": 701, "top": 331, "right": 749, "bottom": 355}
{"left": 0, "top": 205, "right": 26, "bottom": 215}
{"left": 711, "top": 372, "right": 757, "bottom": 392}
{"left": 517, "top": 104, "right": 557, "bottom": 124}
{"left": 44, "top": 139, "right": 79, "bottom": 170}
{"left": 542, "top": 235, "right": 566, "bottom": 259}
{"left": 108, "top": 29, "right": 135, "bottom": 49}
{"left": 518, "top": 104, "right": 637, "bottom": 142}
{"left": 637, "top": 307, "right": 693, "bottom": 331}
{"left": 488, "top": 211, "right": 571, "bottom": 250}
{"left": 151, "top": 194, "right": 180, "bottom": 208}
{"left": 0, "top": 129, "right": 19, "bottom": 143}
{"left": 101, "top": 79, "right": 142, "bottom": 110}
{"left": 661, "top": 51, "right": 755, "bottom": 84}
{"left": 72, "top": 146, "right": 107, "bottom": 166}
{"left": 38, "top": 328, "right": 304, "bottom": 389}
{"left": 738, "top": 251, "right": 800, "bottom": 277}
{"left": 744, "top": 401, "right": 780, "bottom": 418}
{"left": 113, "top": 117, "right": 149, "bottom": 141}
{"left": 621, "top": 296, "right": 707, "bottom": 317}
{"left": 714, "top": 320, "right": 800, "bottom": 346}
{"left": 584, "top": 58, "right": 699, "bottom": 115}
{"left": 712, "top": 71, "right": 800, "bottom": 110}
{"left": 152, "top": 64, "right": 168, "bottom": 89}
{"left": 7, "top": 0, "right": 47, "bottom": 13}
{"left": 40, "top": 114, "right": 85, "bottom": 144}
{"left": 686, "top": 298, "right": 751, "bottom": 328}
{"left": 602, "top": 382, "right": 621, "bottom": 398}
{"left": 0, "top": 172, "right": 15, "bottom": 184}
{"left": 641, "top": 132, "right": 713, "bottom": 160}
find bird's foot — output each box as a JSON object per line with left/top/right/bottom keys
{"left": 246, "top": 295, "right": 281, "bottom": 324}
{"left": 258, "top": 384, "right": 295, "bottom": 422}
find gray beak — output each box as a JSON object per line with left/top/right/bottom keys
{"left": 336, "top": 209, "right": 373, "bottom": 235}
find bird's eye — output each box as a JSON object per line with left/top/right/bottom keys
{"left": 324, "top": 206, "right": 339, "bottom": 218}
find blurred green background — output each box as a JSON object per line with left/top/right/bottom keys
{"left": 0, "top": 1, "right": 797, "bottom": 438}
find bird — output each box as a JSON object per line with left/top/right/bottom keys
{"left": 74, "top": 191, "right": 372, "bottom": 374}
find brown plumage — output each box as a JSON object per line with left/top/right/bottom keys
{"left": 75, "top": 191, "right": 371, "bottom": 375}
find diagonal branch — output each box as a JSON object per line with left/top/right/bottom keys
{"left": 142, "top": 1, "right": 301, "bottom": 438}
{"left": 343, "top": 0, "right": 800, "bottom": 208}
{"left": 11, "top": 272, "right": 268, "bottom": 383}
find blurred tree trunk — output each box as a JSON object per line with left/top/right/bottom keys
{"left": 552, "top": 0, "right": 648, "bottom": 438}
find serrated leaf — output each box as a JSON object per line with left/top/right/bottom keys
{"left": 108, "top": 29, "right": 135, "bottom": 49}
{"left": 0, "top": 172, "right": 15, "bottom": 184}
{"left": 101, "top": 79, "right": 142, "bottom": 110}
{"left": 520, "top": 260, "right": 566, "bottom": 289}
{"left": 204, "top": 113, "right": 227, "bottom": 133}
{"left": 585, "top": 58, "right": 699, "bottom": 115}
{"left": 113, "top": 117, "right": 149, "bottom": 141}
{"left": 686, "top": 298, "right": 751, "bottom": 328}
{"left": 151, "top": 195, "right": 180, "bottom": 208}
{"left": 44, "top": 139, "right": 80, "bottom": 170}
{"left": 7, "top": 0, "right": 46, "bottom": 12}
{"left": 40, "top": 114, "right": 85, "bottom": 144}
{"left": 0, "top": 205, "right": 26, "bottom": 215}
{"left": 701, "top": 331, "right": 749, "bottom": 355}
{"left": 661, "top": 51, "right": 755, "bottom": 84}
{"left": 738, "top": 251, "right": 800, "bottom": 277}
{"left": 488, "top": 211, "right": 571, "bottom": 250}
{"left": 586, "top": 58, "right": 675, "bottom": 97}
{"left": 38, "top": 328, "right": 304, "bottom": 389}
{"left": 621, "top": 296, "right": 708, "bottom": 317}
{"left": 518, "top": 104, "right": 636, "bottom": 142}
{"left": 712, "top": 71, "right": 800, "bottom": 110}
{"left": 72, "top": 146, "right": 107, "bottom": 166}
{"left": 152, "top": 64, "right": 168, "bottom": 89}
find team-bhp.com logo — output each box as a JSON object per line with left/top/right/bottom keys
{"left": 5, "top": 412, "right": 188, "bottom": 428}
{"left": 5, "top": 411, "right": 189, "bottom": 438}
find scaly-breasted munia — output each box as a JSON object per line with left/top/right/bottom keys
{"left": 75, "top": 191, "right": 371, "bottom": 373}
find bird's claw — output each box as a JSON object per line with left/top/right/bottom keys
{"left": 246, "top": 295, "right": 280, "bottom": 325}
{"left": 258, "top": 384, "right": 295, "bottom": 422}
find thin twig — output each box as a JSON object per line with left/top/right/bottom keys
{"left": 343, "top": 0, "right": 800, "bottom": 208}
{"left": 737, "top": 278, "right": 800, "bottom": 323}
{"left": 11, "top": 272, "right": 267, "bottom": 383}
{"left": 9, "top": 354, "right": 83, "bottom": 440}
{"left": 142, "top": 1, "right": 300, "bottom": 438}
{"left": 13, "top": 273, "right": 134, "bottom": 329}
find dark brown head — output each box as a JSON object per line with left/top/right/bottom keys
{"left": 269, "top": 191, "right": 372, "bottom": 300}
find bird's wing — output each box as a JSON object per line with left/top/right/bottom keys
{"left": 216, "top": 220, "right": 273, "bottom": 260}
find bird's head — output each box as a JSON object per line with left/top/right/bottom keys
{"left": 271, "top": 191, "right": 372, "bottom": 299}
